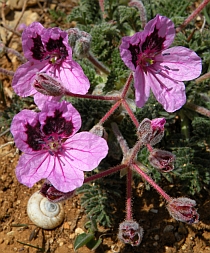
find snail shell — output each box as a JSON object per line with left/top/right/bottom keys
{"left": 27, "top": 191, "right": 65, "bottom": 229}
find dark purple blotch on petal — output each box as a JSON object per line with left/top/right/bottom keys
{"left": 46, "top": 37, "right": 68, "bottom": 59}
{"left": 42, "top": 109, "right": 74, "bottom": 137}
{"left": 31, "top": 34, "right": 46, "bottom": 60}
{"left": 141, "top": 27, "right": 165, "bottom": 53}
{"left": 25, "top": 121, "right": 43, "bottom": 151}
{"left": 128, "top": 42, "right": 140, "bottom": 68}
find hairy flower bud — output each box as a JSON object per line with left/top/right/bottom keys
{"left": 150, "top": 118, "right": 166, "bottom": 146}
{"left": 33, "top": 73, "right": 66, "bottom": 96}
{"left": 66, "top": 28, "right": 81, "bottom": 48}
{"left": 118, "top": 220, "right": 143, "bottom": 246}
{"left": 67, "top": 28, "right": 92, "bottom": 58}
{"left": 137, "top": 118, "right": 152, "bottom": 144}
{"left": 148, "top": 149, "right": 175, "bottom": 172}
{"left": 40, "top": 180, "right": 75, "bottom": 203}
{"left": 89, "top": 124, "right": 108, "bottom": 140}
{"left": 167, "top": 197, "right": 199, "bottom": 224}
{"left": 137, "top": 118, "right": 166, "bottom": 145}
{"left": 74, "top": 37, "right": 91, "bottom": 58}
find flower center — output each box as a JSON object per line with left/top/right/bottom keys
{"left": 44, "top": 134, "right": 63, "bottom": 155}
{"left": 136, "top": 51, "right": 156, "bottom": 72}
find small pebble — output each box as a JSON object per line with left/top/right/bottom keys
{"left": 75, "top": 228, "right": 84, "bottom": 234}
{"left": 59, "top": 242, "right": 64, "bottom": 247}
{"left": 154, "top": 234, "right": 159, "bottom": 240}
{"left": 163, "top": 225, "right": 174, "bottom": 233}
{"left": 153, "top": 242, "right": 158, "bottom": 246}
{"left": 69, "top": 233, "right": 75, "bottom": 239}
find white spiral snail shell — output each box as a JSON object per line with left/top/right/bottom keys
{"left": 27, "top": 191, "right": 65, "bottom": 229}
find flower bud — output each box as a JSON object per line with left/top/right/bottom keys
{"left": 16, "top": 23, "right": 27, "bottom": 32}
{"left": 33, "top": 73, "right": 66, "bottom": 96}
{"left": 148, "top": 149, "right": 175, "bottom": 172}
{"left": 167, "top": 197, "right": 199, "bottom": 224}
{"left": 40, "top": 180, "right": 75, "bottom": 203}
{"left": 66, "top": 28, "right": 82, "bottom": 48}
{"left": 137, "top": 118, "right": 152, "bottom": 144}
{"left": 150, "top": 118, "right": 166, "bottom": 146}
{"left": 74, "top": 36, "right": 92, "bottom": 58}
{"left": 118, "top": 220, "right": 143, "bottom": 246}
{"left": 89, "top": 124, "right": 108, "bottom": 140}
{"left": 137, "top": 118, "right": 166, "bottom": 146}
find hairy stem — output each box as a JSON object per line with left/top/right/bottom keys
{"left": 84, "top": 164, "right": 128, "bottom": 184}
{"left": 111, "top": 122, "right": 129, "bottom": 154}
{"left": 0, "top": 67, "right": 14, "bottom": 76}
{"left": 176, "top": 0, "right": 210, "bottom": 33}
{"left": 185, "top": 102, "right": 210, "bottom": 118}
{"left": 121, "top": 73, "right": 133, "bottom": 99}
{"left": 65, "top": 91, "right": 119, "bottom": 101}
{"left": 122, "top": 100, "right": 139, "bottom": 128}
{"left": 132, "top": 163, "right": 172, "bottom": 202}
{"left": 87, "top": 51, "right": 110, "bottom": 75}
{"left": 99, "top": 100, "right": 121, "bottom": 124}
{"left": 126, "top": 167, "right": 133, "bottom": 220}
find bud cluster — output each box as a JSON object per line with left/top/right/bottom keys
{"left": 66, "top": 28, "right": 92, "bottom": 58}
{"left": 138, "top": 118, "right": 175, "bottom": 172}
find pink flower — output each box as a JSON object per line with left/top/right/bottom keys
{"left": 10, "top": 101, "right": 108, "bottom": 192}
{"left": 11, "top": 22, "right": 90, "bottom": 108}
{"left": 120, "top": 14, "right": 202, "bottom": 112}
{"left": 167, "top": 197, "right": 199, "bottom": 224}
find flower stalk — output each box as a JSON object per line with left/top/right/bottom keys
{"left": 87, "top": 51, "right": 110, "bottom": 75}
{"left": 132, "top": 163, "right": 172, "bottom": 202}
{"left": 126, "top": 167, "right": 133, "bottom": 220}
{"left": 176, "top": 0, "right": 210, "bottom": 33}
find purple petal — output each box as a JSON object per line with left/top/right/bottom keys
{"left": 134, "top": 66, "right": 150, "bottom": 108}
{"left": 11, "top": 61, "right": 47, "bottom": 97}
{"left": 34, "top": 93, "right": 62, "bottom": 110}
{"left": 16, "top": 152, "right": 52, "bottom": 188}
{"left": 64, "top": 132, "right": 108, "bottom": 172}
{"left": 10, "top": 109, "right": 39, "bottom": 153}
{"left": 147, "top": 70, "right": 186, "bottom": 112}
{"left": 120, "top": 33, "right": 143, "bottom": 71}
{"left": 47, "top": 156, "right": 84, "bottom": 192}
{"left": 144, "top": 14, "right": 175, "bottom": 50}
{"left": 39, "top": 100, "right": 82, "bottom": 135}
{"left": 16, "top": 151, "right": 84, "bottom": 192}
{"left": 57, "top": 60, "right": 90, "bottom": 94}
{"left": 22, "top": 22, "right": 45, "bottom": 61}
{"left": 157, "top": 46, "right": 202, "bottom": 81}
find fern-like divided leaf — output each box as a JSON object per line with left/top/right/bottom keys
{"left": 76, "top": 178, "right": 123, "bottom": 227}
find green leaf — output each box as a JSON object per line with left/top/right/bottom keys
{"left": 74, "top": 233, "right": 95, "bottom": 250}
{"left": 86, "top": 238, "right": 102, "bottom": 251}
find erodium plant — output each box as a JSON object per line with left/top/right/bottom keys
{"left": 0, "top": 0, "right": 208, "bottom": 250}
